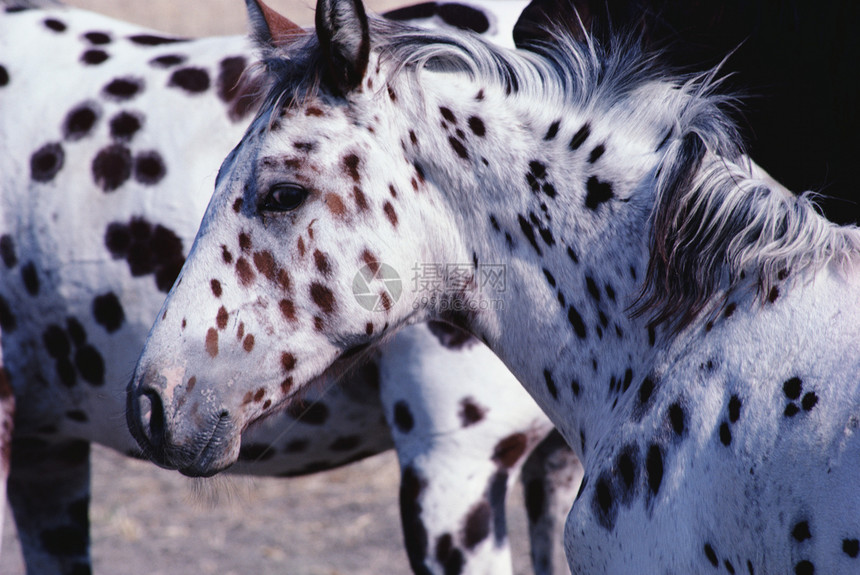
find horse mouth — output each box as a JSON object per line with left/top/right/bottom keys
{"left": 178, "top": 411, "right": 236, "bottom": 478}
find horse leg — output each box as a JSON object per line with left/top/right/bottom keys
{"left": 7, "top": 437, "right": 91, "bottom": 575}
{"left": 0, "top": 344, "right": 13, "bottom": 560}
{"left": 520, "top": 430, "right": 583, "bottom": 575}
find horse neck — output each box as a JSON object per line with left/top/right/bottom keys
{"left": 393, "top": 69, "right": 672, "bottom": 449}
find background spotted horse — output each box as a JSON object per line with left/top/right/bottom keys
{"left": 0, "top": 1, "right": 588, "bottom": 574}
{"left": 128, "top": 0, "right": 860, "bottom": 572}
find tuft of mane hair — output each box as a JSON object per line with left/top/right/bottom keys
{"left": 637, "top": 129, "right": 860, "bottom": 332}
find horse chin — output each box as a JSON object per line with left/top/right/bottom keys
{"left": 177, "top": 429, "right": 242, "bottom": 478}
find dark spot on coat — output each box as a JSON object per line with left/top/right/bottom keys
{"left": 588, "top": 144, "right": 605, "bottom": 163}
{"left": 728, "top": 395, "right": 742, "bottom": 422}
{"left": 794, "top": 560, "right": 814, "bottom": 575}
{"left": 92, "top": 144, "right": 132, "bottom": 192}
{"left": 0, "top": 295, "right": 16, "bottom": 331}
{"left": 492, "top": 433, "right": 527, "bottom": 468}
{"left": 567, "top": 305, "right": 587, "bottom": 339}
{"left": 217, "top": 56, "right": 247, "bottom": 102}
{"left": 517, "top": 214, "right": 542, "bottom": 255}
{"left": 569, "top": 123, "right": 590, "bottom": 150}
{"left": 585, "top": 176, "right": 614, "bottom": 210}
{"left": 383, "top": 201, "right": 398, "bottom": 227}
{"left": 719, "top": 422, "right": 732, "bottom": 445}
{"left": 134, "top": 151, "right": 166, "bottom": 185}
{"left": 843, "top": 539, "right": 860, "bottom": 558}
{"left": 216, "top": 306, "right": 229, "bottom": 330}
{"left": 129, "top": 34, "right": 188, "bottom": 46}
{"left": 310, "top": 282, "right": 336, "bottom": 314}
{"left": 467, "top": 116, "right": 485, "bottom": 136}
{"left": 668, "top": 402, "right": 685, "bottom": 436}
{"left": 64, "top": 104, "right": 100, "bottom": 141}
{"left": 235, "top": 257, "right": 255, "bottom": 286}
{"left": 768, "top": 286, "right": 780, "bottom": 303}
{"left": 439, "top": 106, "right": 457, "bottom": 124}
{"left": 0, "top": 65, "right": 8, "bottom": 87}
{"left": 783, "top": 377, "right": 803, "bottom": 400}
{"left": 785, "top": 403, "right": 800, "bottom": 417}
{"left": 544, "top": 120, "right": 560, "bottom": 140}
{"left": 21, "top": 262, "right": 39, "bottom": 295}
{"left": 543, "top": 369, "right": 558, "bottom": 399}
{"left": 463, "top": 501, "right": 491, "bottom": 549}
{"left": 593, "top": 474, "right": 615, "bottom": 530}
{"left": 205, "top": 328, "right": 219, "bottom": 357}
{"left": 108, "top": 110, "right": 142, "bottom": 141}
{"left": 313, "top": 250, "right": 331, "bottom": 276}
{"left": 704, "top": 543, "right": 719, "bottom": 567}
{"left": 43, "top": 18, "right": 67, "bottom": 32}
{"left": 83, "top": 31, "right": 111, "bottom": 44}
{"left": 352, "top": 186, "right": 369, "bottom": 211}
{"left": 393, "top": 400, "right": 414, "bottom": 433}
{"left": 82, "top": 49, "right": 109, "bottom": 65}
{"left": 792, "top": 521, "right": 812, "bottom": 542}
{"left": 400, "top": 465, "right": 429, "bottom": 572}
{"left": 102, "top": 77, "right": 143, "bottom": 100}
{"left": 168, "top": 67, "right": 210, "bottom": 93}
{"left": 31, "top": 142, "right": 65, "bottom": 182}
{"left": 281, "top": 352, "right": 296, "bottom": 372}
{"left": 646, "top": 443, "right": 663, "bottom": 497}
{"left": 459, "top": 397, "right": 486, "bottom": 427}
{"left": 801, "top": 392, "right": 818, "bottom": 411}
{"left": 92, "top": 292, "right": 125, "bottom": 333}
{"left": 0, "top": 235, "right": 16, "bottom": 268}
{"left": 342, "top": 153, "right": 361, "bottom": 182}
{"left": 449, "top": 136, "right": 469, "bottom": 159}
{"left": 75, "top": 344, "right": 104, "bottom": 385}
{"left": 43, "top": 325, "right": 71, "bottom": 359}
{"left": 149, "top": 54, "right": 186, "bottom": 67}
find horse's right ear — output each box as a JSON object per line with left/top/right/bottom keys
{"left": 245, "top": 0, "right": 305, "bottom": 48}
{"left": 315, "top": 0, "right": 371, "bottom": 95}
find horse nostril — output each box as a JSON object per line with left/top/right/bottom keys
{"left": 141, "top": 388, "right": 167, "bottom": 450}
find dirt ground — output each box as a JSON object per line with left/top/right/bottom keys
{"left": 0, "top": 1, "right": 568, "bottom": 573}
{"left": 2, "top": 444, "right": 544, "bottom": 574}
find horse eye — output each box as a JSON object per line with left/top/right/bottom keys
{"left": 261, "top": 183, "right": 308, "bottom": 213}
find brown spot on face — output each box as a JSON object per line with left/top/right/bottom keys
{"left": 342, "top": 153, "right": 361, "bottom": 182}
{"left": 237, "top": 321, "right": 245, "bottom": 339}
{"left": 243, "top": 390, "right": 254, "bottom": 404}
{"left": 279, "top": 299, "right": 297, "bottom": 322}
{"left": 306, "top": 106, "right": 324, "bottom": 117}
{"left": 254, "top": 388, "right": 265, "bottom": 402}
{"left": 238, "top": 232, "right": 252, "bottom": 252}
{"left": 181, "top": 318, "right": 187, "bottom": 330}
{"left": 232, "top": 197, "right": 243, "bottom": 213}
{"left": 492, "top": 433, "right": 527, "bottom": 468}
{"left": 768, "top": 286, "right": 780, "bottom": 303}
{"left": 379, "top": 291, "right": 393, "bottom": 311}
{"left": 221, "top": 245, "right": 233, "bottom": 264}
{"left": 281, "top": 352, "right": 296, "bottom": 372}
{"left": 297, "top": 236, "right": 305, "bottom": 257}
{"left": 409, "top": 130, "right": 418, "bottom": 146}
{"left": 310, "top": 283, "right": 336, "bottom": 314}
{"left": 314, "top": 250, "right": 331, "bottom": 276}
{"left": 352, "top": 186, "right": 369, "bottom": 211}
{"left": 235, "top": 257, "right": 255, "bottom": 286}
{"left": 411, "top": 177, "right": 418, "bottom": 191}
{"left": 186, "top": 376, "right": 196, "bottom": 393}
{"left": 216, "top": 306, "right": 229, "bottom": 330}
{"left": 361, "top": 250, "right": 380, "bottom": 274}
{"left": 243, "top": 333, "right": 255, "bottom": 352}
{"left": 281, "top": 377, "right": 293, "bottom": 394}
{"left": 314, "top": 316, "right": 325, "bottom": 331}
{"left": 365, "top": 322, "right": 374, "bottom": 335}
{"left": 387, "top": 85, "right": 397, "bottom": 101}
{"left": 388, "top": 185, "right": 398, "bottom": 198}
{"left": 326, "top": 193, "right": 347, "bottom": 218}
{"left": 253, "top": 250, "right": 276, "bottom": 280}
{"left": 205, "top": 327, "right": 219, "bottom": 357}
{"left": 276, "top": 269, "right": 291, "bottom": 292}
{"left": 383, "top": 201, "right": 398, "bottom": 227}
{"left": 210, "top": 279, "right": 222, "bottom": 297}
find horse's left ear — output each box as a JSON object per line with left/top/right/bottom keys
{"left": 245, "top": 0, "right": 304, "bottom": 48}
{"left": 315, "top": 0, "right": 371, "bottom": 94}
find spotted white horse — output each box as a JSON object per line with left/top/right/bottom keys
{"left": 0, "top": 2, "right": 584, "bottom": 574}
{"left": 129, "top": 0, "right": 860, "bottom": 573}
